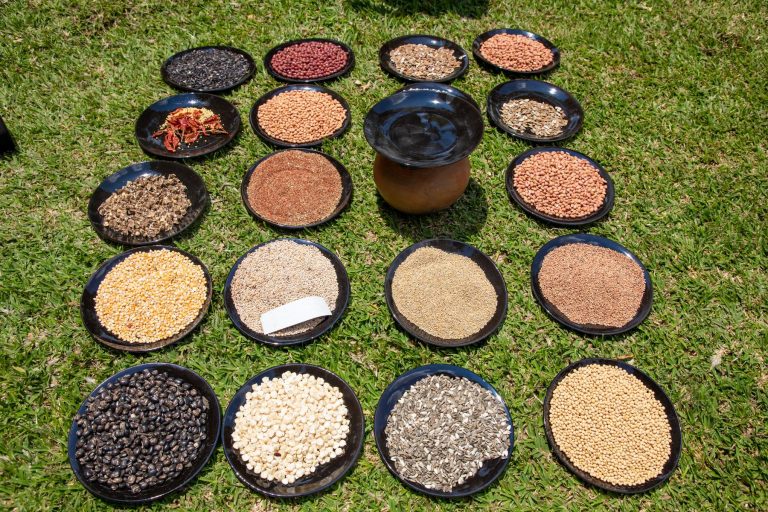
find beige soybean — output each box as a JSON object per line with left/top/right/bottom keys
{"left": 257, "top": 90, "right": 346, "bottom": 144}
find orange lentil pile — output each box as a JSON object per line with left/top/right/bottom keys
{"left": 257, "top": 90, "right": 346, "bottom": 144}
{"left": 479, "top": 33, "right": 553, "bottom": 72}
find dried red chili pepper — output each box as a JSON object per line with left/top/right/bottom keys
{"left": 152, "top": 107, "right": 228, "bottom": 152}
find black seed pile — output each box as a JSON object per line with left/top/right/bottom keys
{"left": 73, "top": 369, "right": 210, "bottom": 493}
{"left": 165, "top": 48, "right": 250, "bottom": 91}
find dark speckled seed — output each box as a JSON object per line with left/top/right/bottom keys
{"left": 166, "top": 48, "right": 250, "bottom": 91}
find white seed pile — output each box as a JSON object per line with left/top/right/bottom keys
{"left": 548, "top": 364, "right": 672, "bottom": 486}
{"left": 232, "top": 372, "right": 350, "bottom": 485}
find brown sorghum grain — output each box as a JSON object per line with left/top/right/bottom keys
{"left": 549, "top": 363, "right": 672, "bottom": 486}
{"left": 538, "top": 243, "right": 646, "bottom": 327}
{"left": 479, "top": 33, "right": 553, "bottom": 72}
{"left": 500, "top": 98, "right": 568, "bottom": 138}
{"left": 388, "top": 44, "right": 461, "bottom": 80}
{"left": 257, "top": 90, "right": 346, "bottom": 144}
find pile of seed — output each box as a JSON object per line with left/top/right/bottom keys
{"left": 391, "top": 247, "right": 497, "bottom": 340}
{"left": 385, "top": 374, "right": 510, "bottom": 492}
{"left": 479, "top": 33, "right": 553, "bottom": 72}
{"left": 548, "top": 363, "right": 672, "bottom": 486}
{"left": 230, "top": 240, "right": 339, "bottom": 335}
{"left": 165, "top": 47, "right": 250, "bottom": 90}
{"left": 500, "top": 98, "right": 568, "bottom": 137}
{"left": 98, "top": 174, "right": 191, "bottom": 238}
{"left": 232, "top": 371, "right": 349, "bottom": 485}
{"left": 270, "top": 41, "right": 348, "bottom": 80}
{"left": 388, "top": 43, "right": 461, "bottom": 80}
{"left": 257, "top": 90, "right": 347, "bottom": 144}
{"left": 538, "top": 243, "right": 646, "bottom": 328}
{"left": 95, "top": 249, "right": 208, "bottom": 343}
{"left": 246, "top": 150, "right": 342, "bottom": 226}
{"left": 513, "top": 151, "right": 607, "bottom": 218}
{"left": 73, "top": 368, "right": 210, "bottom": 493}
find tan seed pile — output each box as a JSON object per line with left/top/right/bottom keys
{"left": 388, "top": 43, "right": 461, "bottom": 80}
{"left": 257, "top": 90, "right": 346, "bottom": 144}
{"left": 538, "top": 243, "right": 646, "bottom": 328}
{"left": 548, "top": 364, "right": 672, "bottom": 486}
{"left": 514, "top": 151, "right": 607, "bottom": 218}
{"left": 95, "top": 249, "right": 208, "bottom": 343}
{"left": 500, "top": 98, "right": 568, "bottom": 138}
{"left": 230, "top": 240, "right": 339, "bottom": 335}
{"left": 480, "top": 33, "right": 554, "bottom": 72}
{"left": 391, "top": 247, "right": 497, "bottom": 340}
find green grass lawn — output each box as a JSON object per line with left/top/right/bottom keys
{"left": 1, "top": 0, "right": 767, "bottom": 510}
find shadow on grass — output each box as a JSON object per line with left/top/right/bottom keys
{"left": 347, "top": 0, "right": 489, "bottom": 18}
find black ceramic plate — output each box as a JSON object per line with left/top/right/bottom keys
{"left": 374, "top": 364, "right": 514, "bottom": 498}
{"left": 135, "top": 93, "right": 241, "bottom": 159}
{"left": 222, "top": 363, "right": 365, "bottom": 498}
{"left": 543, "top": 358, "right": 682, "bottom": 494}
{"left": 364, "top": 83, "right": 483, "bottom": 168}
{"left": 161, "top": 46, "right": 256, "bottom": 93}
{"left": 379, "top": 34, "right": 469, "bottom": 83}
{"left": 249, "top": 84, "right": 351, "bottom": 148}
{"left": 81, "top": 245, "right": 213, "bottom": 352}
{"left": 0, "top": 115, "right": 16, "bottom": 154}
{"left": 223, "top": 238, "right": 350, "bottom": 346}
{"left": 505, "top": 147, "right": 614, "bottom": 227}
{"left": 68, "top": 362, "right": 221, "bottom": 504}
{"left": 531, "top": 234, "right": 653, "bottom": 335}
{"left": 384, "top": 239, "right": 507, "bottom": 347}
{"left": 88, "top": 160, "right": 209, "bottom": 245}
{"left": 486, "top": 79, "right": 583, "bottom": 143}
{"left": 472, "top": 29, "right": 560, "bottom": 76}
{"left": 240, "top": 149, "right": 353, "bottom": 230}
{"left": 264, "top": 38, "right": 355, "bottom": 83}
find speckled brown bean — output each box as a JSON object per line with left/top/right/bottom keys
{"left": 270, "top": 42, "right": 348, "bottom": 79}
{"left": 480, "top": 34, "right": 553, "bottom": 72}
{"left": 257, "top": 90, "right": 347, "bottom": 144}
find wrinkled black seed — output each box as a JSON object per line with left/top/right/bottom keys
{"left": 166, "top": 48, "right": 250, "bottom": 91}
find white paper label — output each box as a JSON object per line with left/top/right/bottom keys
{"left": 260, "top": 296, "right": 332, "bottom": 335}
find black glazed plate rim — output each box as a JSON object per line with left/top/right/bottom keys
{"left": 542, "top": 358, "right": 682, "bottom": 494}
{"left": 264, "top": 38, "right": 355, "bottom": 83}
{"left": 530, "top": 233, "right": 653, "bottom": 335}
{"left": 221, "top": 363, "right": 365, "bottom": 498}
{"left": 505, "top": 147, "right": 614, "bottom": 227}
{"left": 80, "top": 245, "right": 213, "bottom": 352}
{"left": 239, "top": 149, "right": 353, "bottom": 230}
{"left": 384, "top": 238, "right": 508, "bottom": 347}
{"left": 68, "top": 362, "right": 222, "bottom": 504}
{"left": 249, "top": 84, "right": 351, "bottom": 148}
{"left": 88, "top": 160, "right": 210, "bottom": 246}
{"left": 378, "top": 34, "right": 469, "bottom": 83}
{"left": 161, "top": 45, "right": 256, "bottom": 93}
{"left": 223, "top": 238, "right": 351, "bottom": 346}
{"left": 472, "top": 28, "right": 560, "bottom": 76}
{"left": 373, "top": 364, "right": 514, "bottom": 498}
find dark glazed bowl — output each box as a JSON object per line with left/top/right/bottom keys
{"left": 80, "top": 245, "right": 213, "bottom": 352}
{"left": 472, "top": 29, "right": 560, "bottom": 76}
{"left": 222, "top": 363, "right": 365, "bottom": 498}
{"left": 88, "top": 160, "right": 209, "bottom": 246}
{"left": 0, "top": 115, "right": 16, "bottom": 154}
{"left": 223, "top": 238, "right": 350, "bottom": 346}
{"left": 364, "top": 82, "right": 483, "bottom": 168}
{"left": 384, "top": 239, "right": 507, "bottom": 347}
{"left": 374, "top": 364, "right": 514, "bottom": 498}
{"left": 486, "top": 79, "right": 583, "bottom": 143}
{"left": 135, "top": 93, "right": 241, "bottom": 158}
{"left": 505, "top": 147, "right": 614, "bottom": 227}
{"left": 68, "top": 363, "right": 221, "bottom": 504}
{"left": 530, "top": 233, "right": 653, "bottom": 335}
{"left": 543, "top": 358, "right": 682, "bottom": 493}
{"left": 161, "top": 46, "right": 256, "bottom": 93}
{"left": 264, "top": 38, "right": 355, "bottom": 83}
{"left": 379, "top": 34, "right": 469, "bottom": 83}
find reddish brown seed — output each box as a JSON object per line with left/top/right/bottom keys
{"left": 270, "top": 41, "right": 348, "bottom": 79}
{"left": 480, "top": 33, "right": 553, "bottom": 72}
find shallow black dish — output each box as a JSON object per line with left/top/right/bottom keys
{"left": 543, "top": 358, "right": 682, "bottom": 494}
{"left": 222, "top": 363, "right": 365, "bottom": 498}
{"left": 364, "top": 83, "right": 483, "bottom": 168}
{"left": 384, "top": 239, "right": 507, "bottom": 347}
{"left": 374, "top": 364, "right": 514, "bottom": 498}
{"left": 0, "top": 115, "right": 16, "bottom": 154}
{"left": 81, "top": 245, "right": 213, "bottom": 352}
{"left": 88, "top": 160, "right": 209, "bottom": 245}
{"left": 249, "top": 84, "right": 351, "bottom": 148}
{"left": 505, "top": 147, "right": 614, "bottom": 227}
{"left": 379, "top": 34, "right": 469, "bottom": 83}
{"left": 68, "top": 362, "right": 221, "bottom": 504}
{"left": 264, "top": 38, "right": 355, "bottom": 83}
{"left": 240, "top": 149, "right": 353, "bottom": 230}
{"left": 135, "top": 93, "right": 241, "bottom": 159}
{"left": 223, "top": 238, "right": 350, "bottom": 346}
{"left": 472, "top": 29, "right": 560, "bottom": 76}
{"left": 531, "top": 233, "right": 653, "bottom": 335}
{"left": 486, "top": 79, "right": 583, "bottom": 143}
{"left": 161, "top": 46, "right": 256, "bottom": 93}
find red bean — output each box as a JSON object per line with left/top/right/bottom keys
{"left": 270, "top": 41, "right": 348, "bottom": 79}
